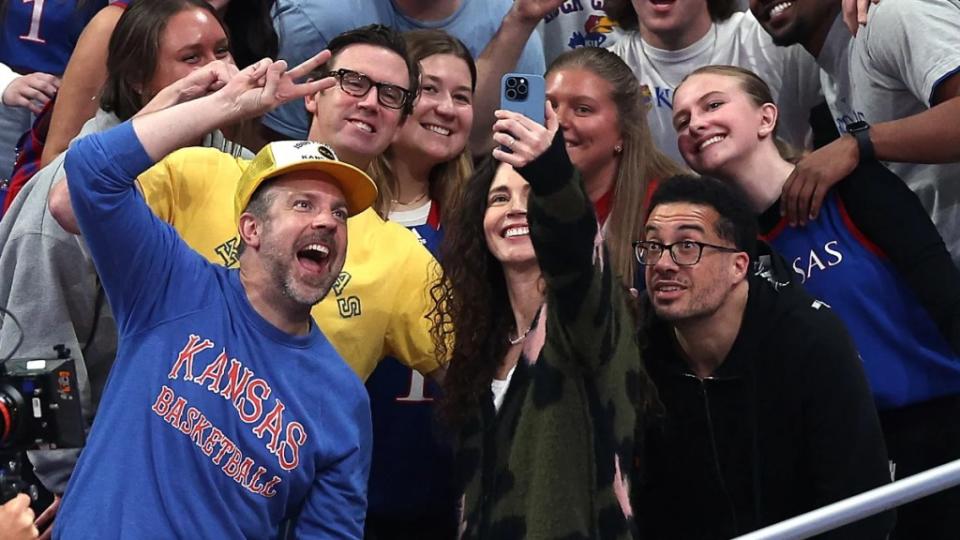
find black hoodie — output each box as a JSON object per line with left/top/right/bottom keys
{"left": 635, "top": 271, "right": 894, "bottom": 539}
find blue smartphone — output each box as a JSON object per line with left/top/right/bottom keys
{"left": 500, "top": 73, "right": 546, "bottom": 125}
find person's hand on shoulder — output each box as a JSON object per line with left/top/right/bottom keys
{"left": 492, "top": 101, "right": 559, "bottom": 168}
{"left": 1, "top": 73, "right": 60, "bottom": 114}
{"left": 780, "top": 134, "right": 860, "bottom": 225}
{"left": 0, "top": 494, "right": 38, "bottom": 540}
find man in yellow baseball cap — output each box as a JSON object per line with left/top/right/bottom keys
{"left": 55, "top": 57, "right": 377, "bottom": 537}
{"left": 233, "top": 140, "right": 376, "bottom": 309}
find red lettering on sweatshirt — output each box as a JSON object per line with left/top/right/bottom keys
{"left": 168, "top": 335, "right": 214, "bottom": 381}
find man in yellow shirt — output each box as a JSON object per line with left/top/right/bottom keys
{"left": 50, "top": 25, "right": 444, "bottom": 382}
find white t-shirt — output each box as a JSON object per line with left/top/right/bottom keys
{"left": 608, "top": 11, "right": 821, "bottom": 165}
{"left": 491, "top": 365, "right": 517, "bottom": 412}
{"left": 818, "top": 2, "right": 960, "bottom": 267}
{"left": 388, "top": 200, "right": 432, "bottom": 228}
{"left": 539, "top": 1, "right": 622, "bottom": 66}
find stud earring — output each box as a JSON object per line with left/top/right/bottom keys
{"left": 614, "top": 144, "right": 623, "bottom": 154}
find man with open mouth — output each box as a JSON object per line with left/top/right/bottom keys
{"left": 54, "top": 56, "right": 378, "bottom": 538}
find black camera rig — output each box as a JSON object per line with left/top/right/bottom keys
{"left": 1, "top": 345, "right": 85, "bottom": 503}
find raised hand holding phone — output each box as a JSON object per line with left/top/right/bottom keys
{"left": 500, "top": 73, "right": 545, "bottom": 126}
{"left": 492, "top": 102, "right": 559, "bottom": 169}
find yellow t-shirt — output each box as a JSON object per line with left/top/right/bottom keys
{"left": 137, "top": 146, "right": 443, "bottom": 381}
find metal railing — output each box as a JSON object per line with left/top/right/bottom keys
{"left": 732, "top": 457, "right": 960, "bottom": 540}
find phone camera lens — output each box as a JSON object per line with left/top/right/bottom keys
{"left": 517, "top": 83, "right": 528, "bottom": 97}
{"left": 506, "top": 77, "right": 518, "bottom": 88}
{"left": 505, "top": 88, "right": 518, "bottom": 100}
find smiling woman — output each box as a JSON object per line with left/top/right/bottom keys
{"left": 368, "top": 29, "right": 476, "bottom": 227}
{"left": 545, "top": 47, "right": 684, "bottom": 289}
{"left": 361, "top": 28, "right": 476, "bottom": 540}
{"left": 431, "top": 103, "right": 657, "bottom": 538}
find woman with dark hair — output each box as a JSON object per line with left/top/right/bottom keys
{"left": 363, "top": 29, "right": 475, "bottom": 539}
{"left": 0, "top": 0, "right": 241, "bottom": 530}
{"left": 545, "top": 46, "right": 683, "bottom": 289}
{"left": 432, "top": 103, "right": 656, "bottom": 538}
{"left": 672, "top": 64, "right": 960, "bottom": 538}
{"left": 0, "top": 0, "right": 108, "bottom": 186}
{"left": 3, "top": 0, "right": 266, "bottom": 213}
{"left": 2, "top": 0, "right": 242, "bottom": 213}
{"left": 20, "top": 0, "right": 276, "bottom": 176}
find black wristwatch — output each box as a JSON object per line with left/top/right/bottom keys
{"left": 846, "top": 120, "right": 875, "bottom": 162}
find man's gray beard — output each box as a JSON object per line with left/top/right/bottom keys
{"left": 280, "top": 273, "right": 334, "bottom": 307}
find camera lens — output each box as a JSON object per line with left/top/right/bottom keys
{"left": 506, "top": 77, "right": 518, "bottom": 88}
{"left": 505, "top": 88, "right": 517, "bottom": 100}
{"left": 517, "top": 83, "right": 528, "bottom": 97}
{"left": 0, "top": 385, "right": 24, "bottom": 448}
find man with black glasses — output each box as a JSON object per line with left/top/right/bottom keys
{"left": 632, "top": 174, "right": 893, "bottom": 539}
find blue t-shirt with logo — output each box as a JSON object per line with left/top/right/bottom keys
{"left": 766, "top": 192, "right": 960, "bottom": 410}
{"left": 57, "top": 122, "right": 372, "bottom": 539}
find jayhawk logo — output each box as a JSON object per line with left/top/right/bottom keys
{"left": 568, "top": 15, "right": 618, "bottom": 49}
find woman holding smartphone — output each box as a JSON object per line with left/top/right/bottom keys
{"left": 671, "top": 64, "right": 960, "bottom": 537}
{"left": 363, "top": 29, "right": 475, "bottom": 540}
{"left": 543, "top": 47, "right": 683, "bottom": 289}
{"left": 433, "top": 102, "right": 656, "bottom": 538}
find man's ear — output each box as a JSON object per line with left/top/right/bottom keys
{"left": 238, "top": 213, "right": 261, "bottom": 251}
{"left": 305, "top": 90, "right": 319, "bottom": 115}
{"left": 732, "top": 250, "right": 751, "bottom": 282}
{"left": 758, "top": 102, "right": 778, "bottom": 139}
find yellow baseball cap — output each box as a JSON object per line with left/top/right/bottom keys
{"left": 234, "top": 140, "right": 377, "bottom": 222}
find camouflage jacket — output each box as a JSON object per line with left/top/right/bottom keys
{"left": 458, "top": 137, "right": 645, "bottom": 539}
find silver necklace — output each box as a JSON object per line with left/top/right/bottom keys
{"left": 638, "top": 24, "right": 719, "bottom": 89}
{"left": 507, "top": 305, "right": 544, "bottom": 345}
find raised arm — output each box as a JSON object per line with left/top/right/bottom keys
{"left": 47, "top": 60, "right": 245, "bottom": 235}
{"left": 781, "top": 0, "right": 960, "bottom": 224}
{"left": 63, "top": 56, "right": 330, "bottom": 332}
{"left": 41, "top": 4, "right": 124, "bottom": 167}
{"left": 495, "top": 106, "right": 632, "bottom": 372}
{"left": 468, "top": 0, "right": 555, "bottom": 154}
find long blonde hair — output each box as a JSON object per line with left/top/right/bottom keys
{"left": 368, "top": 29, "right": 476, "bottom": 222}
{"left": 548, "top": 48, "right": 685, "bottom": 287}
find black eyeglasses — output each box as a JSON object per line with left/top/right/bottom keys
{"left": 633, "top": 240, "right": 742, "bottom": 266}
{"left": 327, "top": 68, "right": 411, "bottom": 110}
